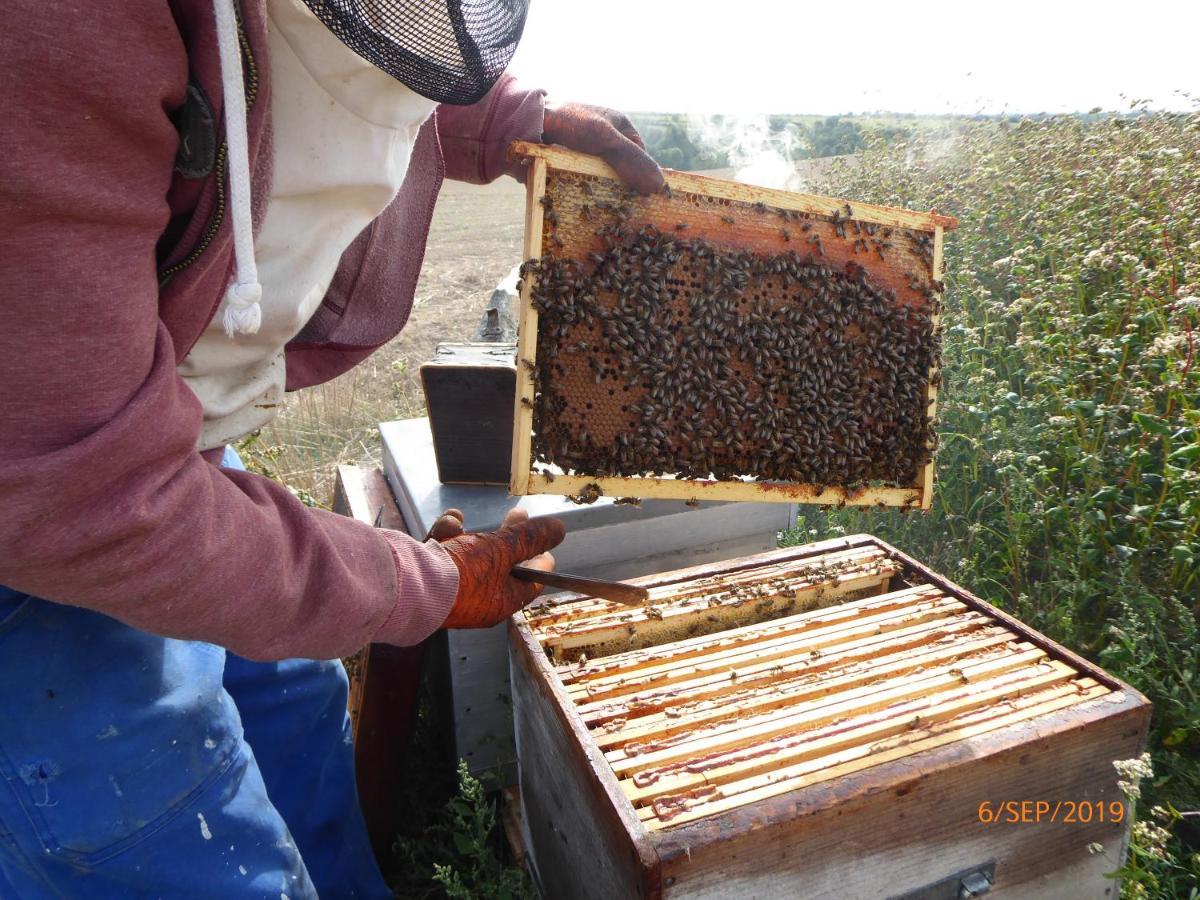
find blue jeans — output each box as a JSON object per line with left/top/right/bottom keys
{"left": 0, "top": 447, "right": 389, "bottom": 898}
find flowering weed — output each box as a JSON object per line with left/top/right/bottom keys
{"left": 796, "top": 108, "right": 1200, "bottom": 897}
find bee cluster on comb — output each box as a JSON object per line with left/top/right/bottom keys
{"left": 511, "top": 143, "right": 951, "bottom": 508}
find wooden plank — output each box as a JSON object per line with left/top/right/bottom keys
{"left": 645, "top": 680, "right": 1105, "bottom": 830}
{"left": 875, "top": 537, "right": 1148, "bottom": 697}
{"left": 578, "top": 619, "right": 1009, "bottom": 729}
{"left": 525, "top": 472, "right": 920, "bottom": 506}
{"left": 593, "top": 630, "right": 1024, "bottom": 751}
{"left": 917, "top": 223, "right": 945, "bottom": 510}
{"left": 510, "top": 141, "right": 959, "bottom": 232}
{"left": 556, "top": 575, "right": 931, "bottom": 681}
{"left": 608, "top": 645, "right": 1048, "bottom": 775}
{"left": 331, "top": 464, "right": 412, "bottom": 739}
{"left": 331, "top": 464, "right": 373, "bottom": 740}
{"left": 530, "top": 545, "right": 887, "bottom": 629}
{"left": 623, "top": 661, "right": 1082, "bottom": 806}
{"left": 525, "top": 534, "right": 879, "bottom": 616}
{"left": 569, "top": 596, "right": 969, "bottom": 703}
{"left": 499, "top": 786, "right": 528, "bottom": 868}
{"left": 509, "top": 616, "right": 661, "bottom": 900}
{"left": 638, "top": 679, "right": 1097, "bottom": 826}
{"left": 509, "top": 156, "right": 546, "bottom": 496}
{"left": 544, "top": 560, "right": 901, "bottom": 659}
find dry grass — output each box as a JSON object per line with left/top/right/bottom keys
{"left": 250, "top": 176, "right": 526, "bottom": 502}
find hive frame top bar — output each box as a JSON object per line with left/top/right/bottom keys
{"left": 510, "top": 141, "right": 958, "bottom": 233}
{"left": 509, "top": 142, "right": 947, "bottom": 508}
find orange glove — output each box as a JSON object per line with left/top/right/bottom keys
{"left": 542, "top": 102, "right": 665, "bottom": 195}
{"left": 429, "top": 508, "right": 566, "bottom": 629}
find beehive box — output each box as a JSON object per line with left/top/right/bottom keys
{"left": 509, "top": 142, "right": 957, "bottom": 508}
{"left": 510, "top": 535, "right": 1150, "bottom": 899}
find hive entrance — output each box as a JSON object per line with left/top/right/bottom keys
{"left": 511, "top": 143, "right": 954, "bottom": 507}
{"left": 522, "top": 540, "right": 1111, "bottom": 831}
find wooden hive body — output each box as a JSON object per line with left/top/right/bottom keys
{"left": 510, "top": 143, "right": 957, "bottom": 509}
{"left": 510, "top": 535, "right": 1150, "bottom": 899}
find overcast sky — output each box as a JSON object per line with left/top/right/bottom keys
{"left": 508, "top": 0, "right": 1199, "bottom": 116}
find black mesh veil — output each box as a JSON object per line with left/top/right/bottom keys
{"left": 300, "top": 0, "right": 530, "bottom": 105}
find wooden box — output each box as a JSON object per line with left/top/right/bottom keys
{"left": 420, "top": 342, "right": 515, "bottom": 484}
{"left": 509, "top": 142, "right": 957, "bottom": 509}
{"left": 510, "top": 534, "right": 1150, "bottom": 899}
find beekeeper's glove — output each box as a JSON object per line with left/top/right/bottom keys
{"left": 542, "top": 102, "right": 665, "bottom": 195}
{"left": 428, "top": 508, "right": 566, "bottom": 628}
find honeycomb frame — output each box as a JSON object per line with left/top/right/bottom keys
{"left": 509, "top": 141, "right": 956, "bottom": 507}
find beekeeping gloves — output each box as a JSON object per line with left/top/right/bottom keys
{"left": 430, "top": 508, "right": 566, "bottom": 628}
{"left": 543, "top": 102, "right": 665, "bottom": 194}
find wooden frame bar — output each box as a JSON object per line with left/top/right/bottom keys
{"left": 510, "top": 142, "right": 958, "bottom": 232}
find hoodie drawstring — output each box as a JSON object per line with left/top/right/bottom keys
{"left": 213, "top": 0, "right": 263, "bottom": 337}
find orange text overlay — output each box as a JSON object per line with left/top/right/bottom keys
{"left": 977, "top": 800, "right": 1126, "bottom": 825}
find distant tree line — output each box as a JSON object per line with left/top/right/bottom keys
{"left": 628, "top": 113, "right": 913, "bottom": 171}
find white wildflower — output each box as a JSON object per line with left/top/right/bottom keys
{"left": 1132, "top": 819, "right": 1171, "bottom": 861}
{"left": 1114, "top": 752, "right": 1153, "bottom": 800}
{"left": 1147, "top": 333, "right": 1188, "bottom": 358}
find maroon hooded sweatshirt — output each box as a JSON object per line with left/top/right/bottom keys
{"left": 0, "top": 2, "right": 545, "bottom": 660}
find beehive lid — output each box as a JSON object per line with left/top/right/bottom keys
{"left": 509, "top": 142, "right": 957, "bottom": 508}
{"left": 521, "top": 536, "right": 1118, "bottom": 831}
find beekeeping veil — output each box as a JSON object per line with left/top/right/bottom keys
{"left": 298, "top": 0, "right": 530, "bottom": 105}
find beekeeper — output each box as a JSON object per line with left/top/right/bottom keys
{"left": 0, "top": 0, "right": 662, "bottom": 895}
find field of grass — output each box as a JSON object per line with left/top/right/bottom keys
{"left": 247, "top": 110, "right": 1200, "bottom": 897}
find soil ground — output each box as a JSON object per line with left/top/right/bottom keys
{"left": 381, "top": 176, "right": 528, "bottom": 411}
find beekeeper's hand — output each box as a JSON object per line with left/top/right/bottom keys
{"left": 429, "top": 508, "right": 566, "bottom": 628}
{"left": 542, "top": 102, "right": 665, "bottom": 195}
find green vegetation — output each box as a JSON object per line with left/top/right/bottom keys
{"left": 629, "top": 112, "right": 889, "bottom": 170}
{"left": 785, "top": 107, "right": 1200, "bottom": 897}
{"left": 386, "top": 673, "right": 534, "bottom": 899}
